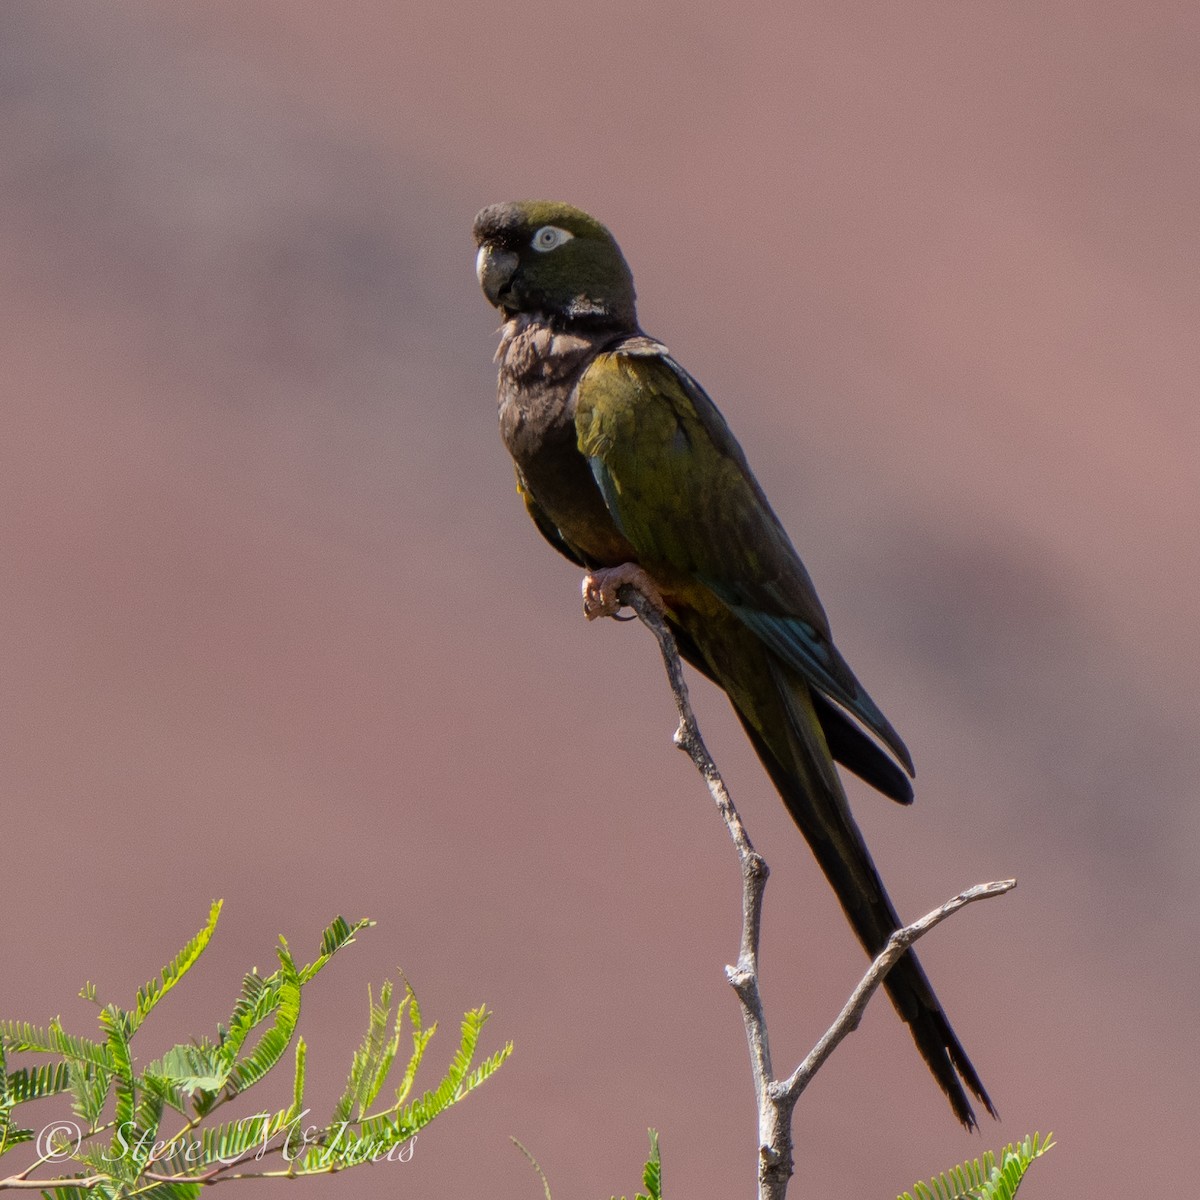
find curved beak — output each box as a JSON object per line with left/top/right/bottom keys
{"left": 475, "top": 244, "right": 519, "bottom": 307}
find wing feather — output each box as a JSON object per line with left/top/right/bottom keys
{"left": 574, "top": 343, "right": 913, "bottom": 776}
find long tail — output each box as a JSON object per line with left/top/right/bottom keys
{"left": 736, "top": 663, "right": 996, "bottom": 1129}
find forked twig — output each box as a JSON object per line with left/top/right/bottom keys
{"left": 616, "top": 585, "right": 1014, "bottom": 1200}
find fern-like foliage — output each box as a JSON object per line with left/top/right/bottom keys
{"left": 611, "top": 1130, "right": 662, "bottom": 1200}
{"left": 898, "top": 1132, "right": 1055, "bottom": 1200}
{"left": 132, "top": 900, "right": 223, "bottom": 1033}
{"left": 0, "top": 905, "right": 511, "bottom": 1192}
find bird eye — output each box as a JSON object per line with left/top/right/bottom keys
{"left": 531, "top": 225, "right": 573, "bottom": 252}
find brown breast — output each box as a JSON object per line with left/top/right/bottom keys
{"left": 496, "top": 315, "right": 638, "bottom": 567}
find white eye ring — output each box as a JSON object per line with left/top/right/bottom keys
{"left": 531, "top": 225, "right": 573, "bottom": 252}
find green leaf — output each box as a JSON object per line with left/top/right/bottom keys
{"left": 142, "top": 1070, "right": 189, "bottom": 1118}
{"left": 0, "top": 1122, "right": 34, "bottom": 1154}
{"left": 393, "top": 983, "right": 433, "bottom": 1108}
{"left": 641, "top": 1129, "right": 662, "bottom": 1200}
{"left": 5, "top": 1060, "right": 72, "bottom": 1104}
{"left": 0, "top": 1020, "right": 113, "bottom": 1071}
{"left": 147, "top": 1042, "right": 228, "bottom": 1095}
{"left": 66, "top": 1057, "right": 112, "bottom": 1128}
{"left": 289, "top": 1036, "right": 307, "bottom": 1122}
{"left": 611, "top": 1129, "right": 663, "bottom": 1200}
{"left": 394, "top": 1024, "right": 435, "bottom": 1108}
{"left": 387, "top": 1006, "right": 493, "bottom": 1138}
{"left": 130, "top": 1182, "right": 203, "bottom": 1200}
{"left": 898, "top": 1133, "right": 1055, "bottom": 1200}
{"left": 131, "top": 901, "right": 222, "bottom": 1032}
{"left": 154, "top": 1109, "right": 284, "bottom": 1176}
{"left": 217, "top": 970, "right": 274, "bottom": 1066}
{"left": 298, "top": 994, "right": 507, "bottom": 1174}
{"left": 332, "top": 980, "right": 404, "bottom": 1125}
{"left": 362, "top": 984, "right": 406, "bottom": 1116}
{"left": 2, "top": 907, "right": 508, "bottom": 1188}
{"left": 299, "top": 916, "right": 373, "bottom": 984}
{"left": 452, "top": 1042, "right": 513, "bottom": 1104}
{"left": 130, "top": 1087, "right": 166, "bottom": 1171}
{"left": 0, "top": 1040, "right": 36, "bottom": 1157}
{"left": 212, "top": 914, "right": 359, "bottom": 1071}
{"left": 442, "top": 1005, "right": 486, "bottom": 1098}
{"left": 98, "top": 1005, "right": 135, "bottom": 1143}
{"left": 225, "top": 942, "right": 301, "bottom": 1095}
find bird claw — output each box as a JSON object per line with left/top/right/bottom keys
{"left": 581, "top": 564, "right": 667, "bottom": 621}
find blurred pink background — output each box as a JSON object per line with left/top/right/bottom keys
{"left": 2, "top": 2, "right": 1196, "bottom": 1196}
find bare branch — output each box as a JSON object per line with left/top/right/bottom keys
{"left": 510, "top": 1137, "right": 554, "bottom": 1200}
{"left": 619, "top": 587, "right": 773, "bottom": 1096}
{"left": 779, "top": 879, "right": 1017, "bottom": 1104}
{"left": 614, "top": 583, "right": 1014, "bottom": 1200}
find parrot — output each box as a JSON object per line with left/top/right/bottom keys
{"left": 473, "top": 200, "right": 994, "bottom": 1128}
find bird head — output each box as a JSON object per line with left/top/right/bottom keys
{"left": 473, "top": 201, "right": 638, "bottom": 330}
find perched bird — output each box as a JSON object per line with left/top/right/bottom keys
{"left": 473, "top": 200, "right": 994, "bottom": 1128}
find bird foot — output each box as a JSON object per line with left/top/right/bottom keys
{"left": 582, "top": 564, "right": 667, "bottom": 621}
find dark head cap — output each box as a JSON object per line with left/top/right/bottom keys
{"left": 473, "top": 201, "right": 637, "bottom": 330}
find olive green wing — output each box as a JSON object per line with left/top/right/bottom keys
{"left": 574, "top": 343, "right": 912, "bottom": 774}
